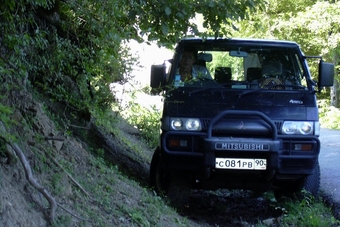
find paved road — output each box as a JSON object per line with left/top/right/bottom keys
{"left": 319, "top": 128, "right": 340, "bottom": 217}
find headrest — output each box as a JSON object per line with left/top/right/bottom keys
{"left": 247, "top": 67, "right": 262, "bottom": 81}
{"left": 262, "top": 61, "right": 282, "bottom": 76}
{"left": 215, "top": 67, "right": 232, "bottom": 83}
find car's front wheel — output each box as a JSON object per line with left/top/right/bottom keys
{"left": 150, "top": 148, "right": 169, "bottom": 194}
{"left": 150, "top": 148, "right": 192, "bottom": 209}
{"left": 274, "top": 161, "right": 320, "bottom": 200}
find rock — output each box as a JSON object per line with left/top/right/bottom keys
{"left": 261, "top": 217, "right": 278, "bottom": 226}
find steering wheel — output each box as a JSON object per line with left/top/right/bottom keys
{"left": 261, "top": 77, "right": 284, "bottom": 90}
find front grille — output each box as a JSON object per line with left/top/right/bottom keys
{"left": 274, "top": 121, "right": 283, "bottom": 132}
{"left": 201, "top": 119, "right": 210, "bottom": 130}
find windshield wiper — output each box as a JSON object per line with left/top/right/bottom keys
{"left": 238, "top": 84, "right": 307, "bottom": 98}
{"left": 188, "top": 86, "right": 221, "bottom": 96}
{"left": 237, "top": 88, "right": 263, "bottom": 98}
{"left": 186, "top": 80, "right": 224, "bottom": 96}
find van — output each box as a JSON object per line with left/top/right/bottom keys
{"left": 149, "top": 38, "right": 334, "bottom": 207}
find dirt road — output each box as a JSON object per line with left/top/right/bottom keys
{"left": 319, "top": 128, "right": 340, "bottom": 217}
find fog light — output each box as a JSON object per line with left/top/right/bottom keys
{"left": 294, "top": 144, "right": 313, "bottom": 151}
{"left": 169, "top": 139, "right": 180, "bottom": 147}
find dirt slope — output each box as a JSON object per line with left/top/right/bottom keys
{"left": 0, "top": 90, "right": 208, "bottom": 227}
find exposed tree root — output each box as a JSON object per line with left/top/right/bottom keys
{"left": 0, "top": 122, "right": 57, "bottom": 224}
{"left": 57, "top": 202, "right": 91, "bottom": 222}
{"left": 11, "top": 143, "right": 57, "bottom": 223}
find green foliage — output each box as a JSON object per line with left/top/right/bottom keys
{"left": 0, "top": 101, "right": 16, "bottom": 143}
{"left": 0, "top": 0, "right": 269, "bottom": 127}
{"left": 277, "top": 193, "right": 340, "bottom": 227}
{"left": 120, "top": 91, "right": 161, "bottom": 148}
{"left": 318, "top": 99, "right": 340, "bottom": 129}
{"left": 0, "top": 101, "right": 13, "bottom": 126}
{"left": 0, "top": 0, "right": 136, "bottom": 121}
{"left": 51, "top": 172, "right": 65, "bottom": 195}
{"left": 125, "top": 0, "right": 264, "bottom": 46}
{"left": 207, "top": 52, "right": 244, "bottom": 80}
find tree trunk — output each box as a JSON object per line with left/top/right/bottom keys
{"left": 331, "top": 53, "right": 339, "bottom": 107}
{"left": 331, "top": 80, "right": 338, "bottom": 107}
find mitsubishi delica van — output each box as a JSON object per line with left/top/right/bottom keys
{"left": 149, "top": 38, "right": 334, "bottom": 206}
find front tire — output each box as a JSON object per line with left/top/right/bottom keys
{"left": 274, "top": 161, "right": 320, "bottom": 200}
{"left": 150, "top": 148, "right": 192, "bottom": 209}
{"left": 150, "top": 147, "right": 169, "bottom": 194}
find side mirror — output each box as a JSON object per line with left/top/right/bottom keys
{"left": 318, "top": 61, "right": 334, "bottom": 90}
{"left": 150, "top": 64, "right": 166, "bottom": 95}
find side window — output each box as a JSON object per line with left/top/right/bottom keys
{"left": 259, "top": 52, "right": 305, "bottom": 88}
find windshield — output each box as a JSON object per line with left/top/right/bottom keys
{"left": 169, "top": 42, "right": 308, "bottom": 91}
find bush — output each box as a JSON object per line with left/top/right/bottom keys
{"left": 116, "top": 88, "right": 162, "bottom": 148}
{"left": 318, "top": 99, "right": 340, "bottom": 130}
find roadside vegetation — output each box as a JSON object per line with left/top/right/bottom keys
{"left": 319, "top": 99, "right": 340, "bottom": 129}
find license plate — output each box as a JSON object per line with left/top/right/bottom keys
{"left": 215, "top": 158, "right": 266, "bottom": 170}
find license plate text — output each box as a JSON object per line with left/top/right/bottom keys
{"left": 215, "top": 158, "right": 267, "bottom": 170}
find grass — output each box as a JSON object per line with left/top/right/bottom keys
{"left": 276, "top": 195, "right": 339, "bottom": 227}
{"left": 47, "top": 148, "right": 188, "bottom": 227}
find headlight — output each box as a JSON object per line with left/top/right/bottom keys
{"left": 300, "top": 122, "right": 312, "bottom": 135}
{"left": 282, "top": 121, "right": 316, "bottom": 135}
{"left": 186, "top": 119, "right": 201, "bottom": 131}
{"left": 170, "top": 118, "right": 202, "bottom": 131}
{"left": 171, "top": 119, "right": 183, "bottom": 130}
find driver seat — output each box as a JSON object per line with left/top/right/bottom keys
{"left": 215, "top": 67, "right": 232, "bottom": 84}
{"left": 247, "top": 67, "right": 262, "bottom": 82}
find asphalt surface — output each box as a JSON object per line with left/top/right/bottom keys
{"left": 319, "top": 128, "right": 340, "bottom": 217}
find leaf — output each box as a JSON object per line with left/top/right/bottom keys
{"left": 161, "top": 24, "right": 169, "bottom": 36}
{"left": 165, "top": 7, "right": 171, "bottom": 16}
